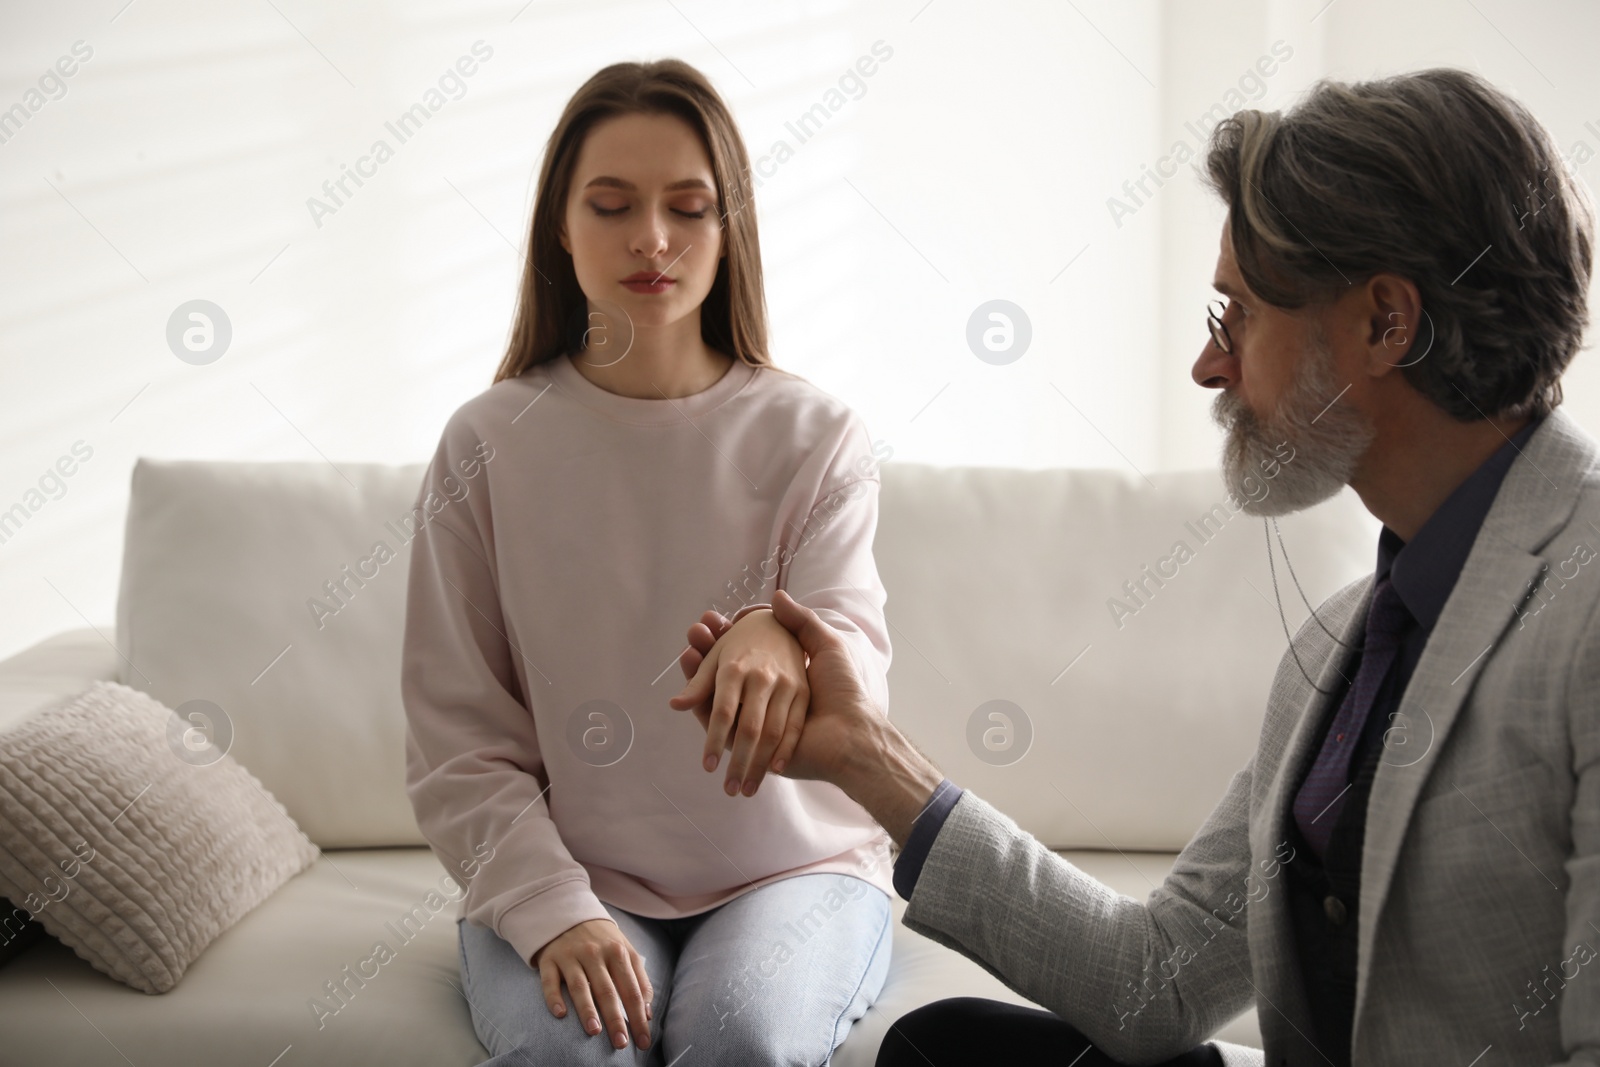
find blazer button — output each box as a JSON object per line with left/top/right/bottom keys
{"left": 1323, "top": 894, "right": 1347, "bottom": 926}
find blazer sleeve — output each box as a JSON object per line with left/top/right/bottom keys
{"left": 400, "top": 445, "right": 610, "bottom": 968}
{"left": 901, "top": 755, "right": 1261, "bottom": 1065}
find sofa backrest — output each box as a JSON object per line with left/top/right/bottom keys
{"left": 118, "top": 459, "right": 430, "bottom": 848}
{"left": 876, "top": 463, "right": 1373, "bottom": 851}
{"left": 115, "top": 458, "right": 1374, "bottom": 850}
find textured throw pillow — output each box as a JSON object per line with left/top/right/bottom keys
{"left": 0, "top": 681, "right": 319, "bottom": 993}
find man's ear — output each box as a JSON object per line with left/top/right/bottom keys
{"left": 1363, "top": 272, "right": 1424, "bottom": 378}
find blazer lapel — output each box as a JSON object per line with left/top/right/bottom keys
{"left": 1351, "top": 410, "right": 1594, "bottom": 1033}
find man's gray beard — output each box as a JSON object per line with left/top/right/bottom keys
{"left": 1212, "top": 328, "right": 1375, "bottom": 517}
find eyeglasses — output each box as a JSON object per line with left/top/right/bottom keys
{"left": 1206, "top": 299, "right": 1233, "bottom": 355}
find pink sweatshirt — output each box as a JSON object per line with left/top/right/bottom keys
{"left": 401, "top": 352, "right": 896, "bottom": 967}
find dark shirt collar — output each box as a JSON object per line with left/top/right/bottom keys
{"left": 1376, "top": 416, "right": 1544, "bottom": 630}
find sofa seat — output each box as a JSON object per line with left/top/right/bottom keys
{"left": 0, "top": 841, "right": 1260, "bottom": 1067}
{"left": 1, "top": 848, "right": 485, "bottom": 1067}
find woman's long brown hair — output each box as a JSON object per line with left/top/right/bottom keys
{"left": 492, "top": 59, "right": 772, "bottom": 385}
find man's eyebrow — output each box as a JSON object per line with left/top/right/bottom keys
{"left": 582, "top": 176, "right": 714, "bottom": 192}
{"left": 1212, "top": 279, "right": 1245, "bottom": 299}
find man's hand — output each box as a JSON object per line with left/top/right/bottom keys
{"left": 673, "top": 590, "right": 945, "bottom": 844}
{"left": 671, "top": 591, "right": 880, "bottom": 790}
{"left": 670, "top": 607, "right": 810, "bottom": 797}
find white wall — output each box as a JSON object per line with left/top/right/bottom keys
{"left": 2, "top": 0, "right": 1597, "bottom": 661}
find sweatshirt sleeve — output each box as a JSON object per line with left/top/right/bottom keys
{"left": 400, "top": 433, "right": 611, "bottom": 968}
{"left": 780, "top": 418, "right": 894, "bottom": 716}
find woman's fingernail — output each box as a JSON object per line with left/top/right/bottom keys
{"left": 704, "top": 754, "right": 717, "bottom": 772}
{"left": 724, "top": 778, "right": 738, "bottom": 796}
{"left": 743, "top": 780, "right": 757, "bottom": 796}
{"left": 772, "top": 758, "right": 786, "bottom": 773}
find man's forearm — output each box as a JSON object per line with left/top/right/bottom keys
{"left": 836, "top": 716, "right": 945, "bottom": 846}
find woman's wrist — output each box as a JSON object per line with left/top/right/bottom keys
{"left": 726, "top": 602, "right": 773, "bottom": 625}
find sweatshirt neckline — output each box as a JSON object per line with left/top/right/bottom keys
{"left": 544, "top": 350, "right": 757, "bottom": 425}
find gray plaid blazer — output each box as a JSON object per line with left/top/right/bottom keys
{"left": 901, "top": 409, "right": 1600, "bottom": 1066}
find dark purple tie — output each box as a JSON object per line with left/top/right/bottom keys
{"left": 1292, "top": 575, "right": 1411, "bottom": 859}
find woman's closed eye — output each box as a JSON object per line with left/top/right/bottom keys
{"left": 590, "top": 203, "right": 711, "bottom": 219}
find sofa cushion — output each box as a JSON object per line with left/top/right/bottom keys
{"left": 0, "top": 681, "right": 319, "bottom": 993}
{"left": 0, "top": 848, "right": 484, "bottom": 1066}
{"left": 116, "top": 459, "right": 431, "bottom": 849}
{"left": 0, "top": 845, "right": 1261, "bottom": 1065}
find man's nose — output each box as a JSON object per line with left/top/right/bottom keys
{"left": 1192, "top": 338, "right": 1238, "bottom": 390}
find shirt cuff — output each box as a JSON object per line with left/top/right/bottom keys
{"left": 892, "top": 777, "right": 963, "bottom": 901}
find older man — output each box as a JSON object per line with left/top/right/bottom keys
{"left": 673, "top": 68, "right": 1598, "bottom": 1067}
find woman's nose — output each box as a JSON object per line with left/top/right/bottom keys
{"left": 630, "top": 211, "right": 669, "bottom": 258}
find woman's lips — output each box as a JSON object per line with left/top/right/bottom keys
{"left": 621, "top": 276, "right": 675, "bottom": 294}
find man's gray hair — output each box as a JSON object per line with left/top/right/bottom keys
{"left": 1205, "top": 67, "right": 1594, "bottom": 421}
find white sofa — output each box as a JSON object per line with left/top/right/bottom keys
{"left": 0, "top": 457, "right": 1375, "bottom": 1066}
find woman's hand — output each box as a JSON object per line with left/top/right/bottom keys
{"left": 670, "top": 607, "right": 809, "bottom": 797}
{"left": 679, "top": 592, "right": 936, "bottom": 843}
{"left": 676, "top": 591, "right": 885, "bottom": 791}
{"left": 532, "top": 918, "right": 653, "bottom": 1051}
{"left": 674, "top": 609, "right": 732, "bottom": 725}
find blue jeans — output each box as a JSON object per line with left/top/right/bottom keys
{"left": 457, "top": 872, "right": 893, "bottom": 1066}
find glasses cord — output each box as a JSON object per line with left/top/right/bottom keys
{"left": 1271, "top": 516, "right": 1358, "bottom": 649}
{"left": 1262, "top": 517, "right": 1354, "bottom": 697}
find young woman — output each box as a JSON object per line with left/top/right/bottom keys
{"left": 400, "top": 59, "right": 896, "bottom": 1066}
